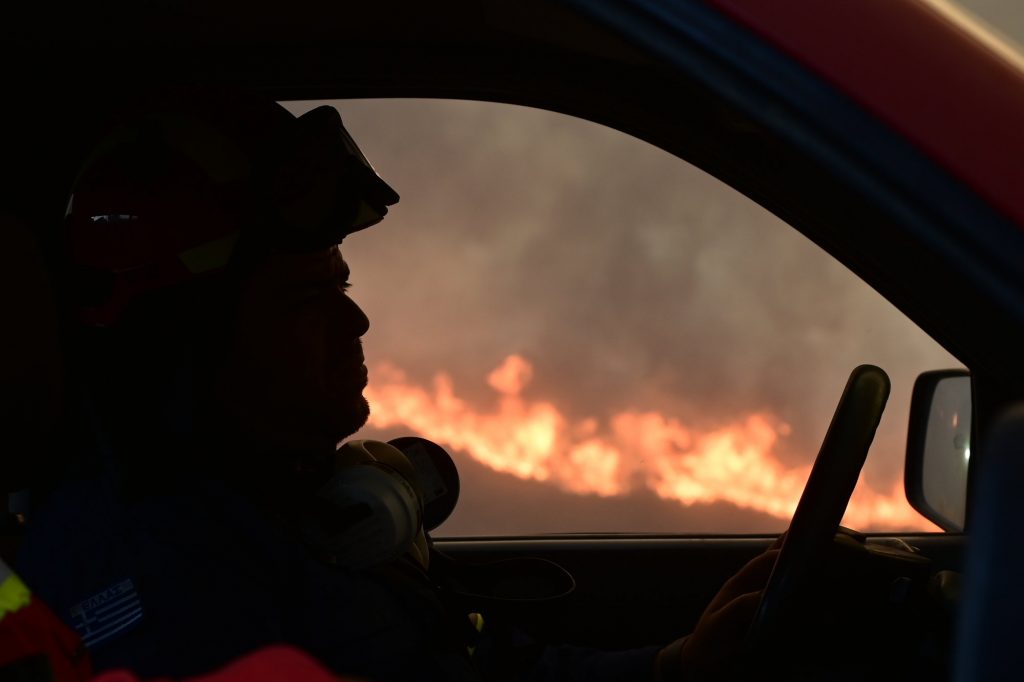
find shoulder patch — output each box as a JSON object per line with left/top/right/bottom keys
{"left": 69, "top": 578, "right": 143, "bottom": 648}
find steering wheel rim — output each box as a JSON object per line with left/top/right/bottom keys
{"left": 746, "top": 364, "right": 890, "bottom": 651}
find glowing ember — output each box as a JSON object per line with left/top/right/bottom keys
{"left": 365, "top": 355, "right": 934, "bottom": 530}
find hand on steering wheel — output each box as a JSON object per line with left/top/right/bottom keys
{"left": 657, "top": 366, "right": 890, "bottom": 681}
{"left": 747, "top": 365, "right": 890, "bottom": 649}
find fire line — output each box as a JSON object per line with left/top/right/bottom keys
{"left": 364, "top": 354, "right": 934, "bottom": 531}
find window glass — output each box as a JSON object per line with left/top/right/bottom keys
{"left": 283, "top": 99, "right": 960, "bottom": 536}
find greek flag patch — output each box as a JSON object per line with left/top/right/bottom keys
{"left": 69, "top": 578, "right": 143, "bottom": 648}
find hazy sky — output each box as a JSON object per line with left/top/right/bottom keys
{"left": 954, "top": 0, "right": 1024, "bottom": 46}
{"left": 281, "top": 0, "right": 1014, "bottom": 535}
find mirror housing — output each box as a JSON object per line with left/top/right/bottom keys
{"left": 905, "top": 369, "right": 972, "bottom": 531}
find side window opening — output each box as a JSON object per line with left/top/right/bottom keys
{"left": 282, "top": 99, "right": 959, "bottom": 536}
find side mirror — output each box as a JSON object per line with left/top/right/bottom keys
{"left": 905, "top": 369, "right": 972, "bottom": 531}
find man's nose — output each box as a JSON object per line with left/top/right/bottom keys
{"left": 333, "top": 292, "right": 370, "bottom": 339}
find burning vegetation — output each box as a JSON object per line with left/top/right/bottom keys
{"left": 365, "top": 354, "right": 933, "bottom": 532}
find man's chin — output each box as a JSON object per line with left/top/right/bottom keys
{"left": 330, "top": 394, "right": 371, "bottom": 443}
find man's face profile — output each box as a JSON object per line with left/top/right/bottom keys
{"left": 215, "top": 245, "right": 371, "bottom": 452}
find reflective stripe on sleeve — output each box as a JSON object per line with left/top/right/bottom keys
{"left": 0, "top": 572, "right": 31, "bottom": 620}
{"left": 467, "top": 612, "right": 485, "bottom": 657}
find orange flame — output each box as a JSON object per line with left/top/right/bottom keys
{"left": 365, "top": 355, "right": 933, "bottom": 531}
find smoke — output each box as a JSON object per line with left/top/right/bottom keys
{"left": 282, "top": 99, "right": 958, "bottom": 534}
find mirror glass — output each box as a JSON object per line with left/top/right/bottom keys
{"left": 921, "top": 375, "right": 972, "bottom": 531}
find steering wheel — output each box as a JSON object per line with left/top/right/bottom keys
{"left": 745, "top": 364, "right": 890, "bottom": 651}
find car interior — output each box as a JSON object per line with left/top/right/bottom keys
{"left": 5, "top": 1, "right": 1024, "bottom": 680}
